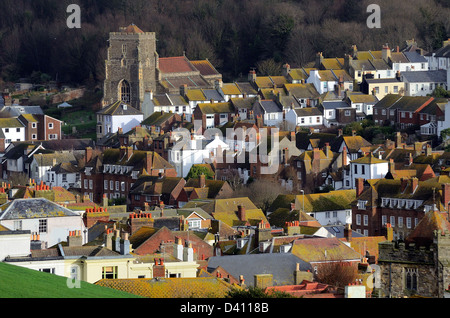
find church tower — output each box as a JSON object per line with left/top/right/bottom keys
{"left": 102, "top": 24, "right": 158, "bottom": 111}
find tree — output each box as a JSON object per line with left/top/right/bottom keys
{"left": 185, "top": 165, "right": 214, "bottom": 180}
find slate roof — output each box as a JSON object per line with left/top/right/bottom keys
{"left": 401, "top": 70, "right": 447, "bottom": 83}
{"left": 259, "top": 100, "right": 282, "bottom": 113}
{"left": 0, "top": 198, "right": 80, "bottom": 220}
{"left": 429, "top": 44, "right": 450, "bottom": 58}
{"left": 33, "top": 152, "right": 77, "bottom": 166}
{"left": 97, "top": 101, "right": 142, "bottom": 116}
{"left": 403, "top": 51, "right": 428, "bottom": 63}
{"left": 207, "top": 253, "right": 312, "bottom": 287}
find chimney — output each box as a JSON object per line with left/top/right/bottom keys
{"left": 67, "top": 230, "right": 83, "bottom": 247}
{"left": 344, "top": 223, "right": 352, "bottom": 242}
{"left": 411, "top": 177, "right": 418, "bottom": 193}
{"left": 290, "top": 131, "right": 296, "bottom": 143}
{"left": 199, "top": 174, "right": 206, "bottom": 188}
{"left": 237, "top": 205, "right": 246, "bottom": 221}
{"left": 120, "top": 232, "right": 130, "bottom": 255}
{"left": 85, "top": 147, "right": 93, "bottom": 164}
{"left": 384, "top": 223, "right": 394, "bottom": 241}
{"left": 356, "top": 178, "right": 364, "bottom": 196}
{"left": 174, "top": 237, "right": 184, "bottom": 261}
{"left": 400, "top": 178, "right": 408, "bottom": 192}
{"left": 152, "top": 258, "right": 165, "bottom": 278}
{"left": 146, "top": 152, "right": 153, "bottom": 173}
{"left": 183, "top": 242, "right": 194, "bottom": 262}
{"left": 389, "top": 159, "right": 395, "bottom": 174}
{"left": 282, "top": 63, "right": 291, "bottom": 77}
{"left": 180, "top": 84, "right": 187, "bottom": 97}
{"left": 283, "top": 148, "right": 289, "bottom": 164}
{"left": 426, "top": 144, "right": 432, "bottom": 156}
{"left": 442, "top": 183, "right": 450, "bottom": 208}
{"left": 395, "top": 132, "right": 402, "bottom": 148}
{"left": 102, "top": 193, "right": 108, "bottom": 208}
{"left": 342, "top": 146, "right": 348, "bottom": 166}
{"left": 382, "top": 43, "right": 391, "bottom": 62}
{"left": 248, "top": 69, "right": 257, "bottom": 82}
{"left": 112, "top": 229, "right": 121, "bottom": 252}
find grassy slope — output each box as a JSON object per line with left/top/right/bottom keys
{"left": 0, "top": 262, "right": 141, "bottom": 298}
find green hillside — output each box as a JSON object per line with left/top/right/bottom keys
{"left": 0, "top": 262, "right": 141, "bottom": 298}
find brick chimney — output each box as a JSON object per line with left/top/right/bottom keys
{"left": 411, "top": 177, "right": 418, "bottom": 193}
{"left": 442, "top": 183, "right": 450, "bottom": 207}
{"left": 146, "top": 151, "right": 153, "bottom": 173}
{"left": 342, "top": 146, "right": 348, "bottom": 166}
{"left": 389, "top": 159, "right": 395, "bottom": 174}
{"left": 152, "top": 258, "right": 165, "bottom": 278}
{"left": 199, "top": 174, "right": 206, "bottom": 188}
{"left": 356, "top": 178, "right": 364, "bottom": 196}
{"left": 237, "top": 205, "right": 246, "bottom": 221}
{"left": 324, "top": 142, "right": 331, "bottom": 158}
{"left": 344, "top": 223, "right": 352, "bottom": 242}
{"left": 85, "top": 147, "right": 93, "bottom": 164}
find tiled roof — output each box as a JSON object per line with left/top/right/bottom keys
{"left": 158, "top": 56, "right": 197, "bottom": 74}
{"left": 120, "top": 24, "right": 144, "bottom": 34}
{"left": 406, "top": 209, "right": 450, "bottom": 246}
{"left": 197, "top": 102, "right": 235, "bottom": 114}
{"left": 351, "top": 153, "right": 388, "bottom": 164}
{"left": 185, "top": 88, "right": 207, "bottom": 101}
{"left": 95, "top": 277, "right": 236, "bottom": 298}
{"left": 221, "top": 83, "right": 242, "bottom": 95}
{"left": 190, "top": 60, "right": 220, "bottom": 76}
{"left": 291, "top": 237, "right": 361, "bottom": 263}
{"left": 0, "top": 118, "right": 23, "bottom": 128}
{"left": 295, "top": 190, "right": 356, "bottom": 213}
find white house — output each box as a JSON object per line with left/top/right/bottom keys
{"left": 0, "top": 229, "right": 31, "bottom": 261}
{"left": 425, "top": 40, "right": 450, "bottom": 70}
{"left": 169, "top": 133, "right": 230, "bottom": 178}
{"left": 96, "top": 101, "right": 144, "bottom": 139}
{"left": 437, "top": 101, "right": 450, "bottom": 139}
{"left": 30, "top": 152, "right": 77, "bottom": 184}
{"left": 0, "top": 198, "right": 86, "bottom": 249}
{"left": 45, "top": 162, "right": 81, "bottom": 189}
{"left": 252, "top": 99, "right": 284, "bottom": 127}
{"left": 0, "top": 118, "right": 25, "bottom": 152}
{"left": 345, "top": 92, "right": 378, "bottom": 117}
{"left": 346, "top": 153, "right": 389, "bottom": 189}
{"left": 141, "top": 90, "right": 190, "bottom": 121}
{"left": 294, "top": 190, "right": 355, "bottom": 226}
{"left": 306, "top": 70, "right": 338, "bottom": 94}
{"left": 285, "top": 107, "right": 323, "bottom": 128}
{"left": 401, "top": 70, "right": 447, "bottom": 96}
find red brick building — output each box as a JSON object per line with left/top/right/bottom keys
{"left": 81, "top": 146, "right": 177, "bottom": 204}
{"left": 351, "top": 177, "right": 450, "bottom": 239}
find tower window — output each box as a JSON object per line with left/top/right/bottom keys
{"left": 120, "top": 80, "right": 131, "bottom": 103}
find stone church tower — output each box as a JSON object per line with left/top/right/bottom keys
{"left": 102, "top": 24, "right": 158, "bottom": 111}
